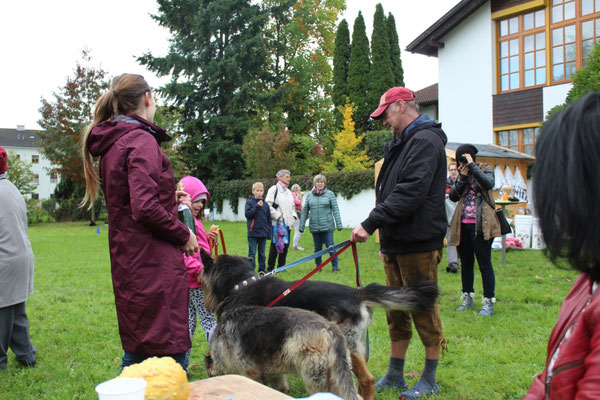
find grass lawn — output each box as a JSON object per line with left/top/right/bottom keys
{"left": 0, "top": 221, "right": 576, "bottom": 399}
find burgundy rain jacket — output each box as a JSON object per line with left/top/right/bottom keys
{"left": 88, "top": 114, "right": 191, "bottom": 355}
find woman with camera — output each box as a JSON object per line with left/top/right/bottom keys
{"left": 448, "top": 144, "right": 501, "bottom": 316}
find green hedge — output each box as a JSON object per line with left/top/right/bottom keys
{"left": 208, "top": 170, "right": 375, "bottom": 214}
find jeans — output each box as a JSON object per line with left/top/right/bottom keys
{"left": 248, "top": 237, "right": 267, "bottom": 272}
{"left": 458, "top": 223, "right": 495, "bottom": 298}
{"left": 121, "top": 351, "right": 188, "bottom": 373}
{"left": 312, "top": 231, "right": 338, "bottom": 270}
{"left": 446, "top": 226, "right": 458, "bottom": 267}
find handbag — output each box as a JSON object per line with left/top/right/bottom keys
{"left": 495, "top": 208, "right": 512, "bottom": 236}
{"left": 482, "top": 192, "right": 512, "bottom": 235}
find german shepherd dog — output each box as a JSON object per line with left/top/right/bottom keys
{"left": 200, "top": 250, "right": 439, "bottom": 400}
{"left": 205, "top": 305, "right": 361, "bottom": 399}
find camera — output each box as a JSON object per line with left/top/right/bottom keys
{"left": 458, "top": 155, "right": 468, "bottom": 164}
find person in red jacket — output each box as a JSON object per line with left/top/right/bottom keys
{"left": 80, "top": 74, "right": 198, "bottom": 371}
{"left": 178, "top": 176, "right": 217, "bottom": 371}
{"left": 524, "top": 92, "right": 600, "bottom": 399}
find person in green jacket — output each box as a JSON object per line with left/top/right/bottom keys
{"left": 299, "top": 174, "right": 343, "bottom": 271}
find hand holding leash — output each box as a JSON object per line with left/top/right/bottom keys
{"left": 351, "top": 224, "right": 369, "bottom": 243}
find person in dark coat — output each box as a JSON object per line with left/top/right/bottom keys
{"left": 351, "top": 86, "right": 447, "bottom": 399}
{"left": 245, "top": 182, "right": 271, "bottom": 272}
{"left": 80, "top": 74, "right": 198, "bottom": 371}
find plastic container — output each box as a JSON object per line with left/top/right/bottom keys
{"left": 514, "top": 215, "right": 533, "bottom": 249}
{"left": 95, "top": 378, "right": 147, "bottom": 400}
{"left": 531, "top": 217, "right": 546, "bottom": 249}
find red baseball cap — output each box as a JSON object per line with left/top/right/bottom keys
{"left": 370, "top": 87, "right": 415, "bottom": 119}
{"left": 0, "top": 146, "right": 7, "bottom": 174}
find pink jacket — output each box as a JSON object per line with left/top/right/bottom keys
{"left": 524, "top": 273, "right": 600, "bottom": 400}
{"left": 179, "top": 176, "right": 211, "bottom": 289}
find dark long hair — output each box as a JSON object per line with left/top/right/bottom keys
{"left": 533, "top": 92, "right": 600, "bottom": 281}
{"left": 80, "top": 74, "right": 151, "bottom": 208}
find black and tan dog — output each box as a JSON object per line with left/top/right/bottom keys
{"left": 200, "top": 250, "right": 439, "bottom": 400}
{"left": 205, "top": 305, "right": 360, "bottom": 399}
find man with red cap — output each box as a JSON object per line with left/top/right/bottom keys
{"left": 0, "top": 146, "right": 37, "bottom": 370}
{"left": 351, "top": 87, "right": 448, "bottom": 398}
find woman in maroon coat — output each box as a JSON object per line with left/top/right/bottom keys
{"left": 80, "top": 74, "right": 198, "bottom": 370}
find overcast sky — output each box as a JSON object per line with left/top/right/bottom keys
{"left": 0, "top": 0, "right": 460, "bottom": 130}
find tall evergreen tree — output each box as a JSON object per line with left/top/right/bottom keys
{"left": 347, "top": 12, "right": 371, "bottom": 133}
{"left": 387, "top": 13, "right": 404, "bottom": 86}
{"left": 333, "top": 19, "right": 351, "bottom": 128}
{"left": 139, "top": 0, "right": 269, "bottom": 182}
{"left": 367, "top": 3, "right": 394, "bottom": 129}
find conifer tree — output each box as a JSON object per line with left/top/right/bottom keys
{"left": 387, "top": 13, "right": 404, "bottom": 86}
{"left": 333, "top": 19, "right": 351, "bottom": 128}
{"left": 325, "top": 101, "right": 370, "bottom": 172}
{"left": 139, "top": 0, "right": 269, "bottom": 182}
{"left": 347, "top": 12, "right": 371, "bottom": 133}
{"left": 367, "top": 3, "right": 394, "bottom": 129}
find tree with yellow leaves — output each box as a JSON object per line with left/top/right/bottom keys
{"left": 325, "top": 102, "right": 371, "bottom": 172}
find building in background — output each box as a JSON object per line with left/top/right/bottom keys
{"left": 415, "top": 83, "right": 439, "bottom": 121}
{"left": 0, "top": 126, "right": 58, "bottom": 199}
{"left": 407, "top": 0, "right": 595, "bottom": 156}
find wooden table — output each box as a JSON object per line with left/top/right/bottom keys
{"left": 188, "top": 375, "right": 293, "bottom": 399}
{"left": 495, "top": 200, "right": 522, "bottom": 265}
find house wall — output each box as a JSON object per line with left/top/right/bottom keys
{"left": 438, "top": 2, "right": 494, "bottom": 144}
{"left": 3, "top": 145, "right": 58, "bottom": 199}
{"left": 419, "top": 104, "right": 438, "bottom": 121}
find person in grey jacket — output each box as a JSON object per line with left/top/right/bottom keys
{"left": 0, "top": 146, "right": 37, "bottom": 370}
{"left": 299, "top": 174, "right": 343, "bottom": 271}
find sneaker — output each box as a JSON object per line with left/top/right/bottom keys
{"left": 446, "top": 263, "right": 459, "bottom": 273}
{"left": 293, "top": 246, "right": 305, "bottom": 251}
{"left": 478, "top": 297, "right": 495, "bottom": 316}
{"left": 456, "top": 292, "right": 474, "bottom": 311}
{"left": 399, "top": 381, "right": 440, "bottom": 399}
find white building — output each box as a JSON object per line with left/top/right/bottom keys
{"left": 405, "top": 0, "right": 593, "bottom": 154}
{"left": 0, "top": 126, "right": 59, "bottom": 199}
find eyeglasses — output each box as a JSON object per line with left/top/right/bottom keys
{"left": 449, "top": 169, "right": 458, "bottom": 172}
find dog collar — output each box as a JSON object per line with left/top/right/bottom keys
{"left": 232, "top": 271, "right": 268, "bottom": 292}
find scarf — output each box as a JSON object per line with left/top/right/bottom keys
{"left": 278, "top": 181, "right": 289, "bottom": 190}
{"left": 312, "top": 186, "right": 326, "bottom": 195}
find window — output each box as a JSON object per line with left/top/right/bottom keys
{"left": 50, "top": 173, "right": 58, "bottom": 184}
{"left": 550, "top": 0, "right": 600, "bottom": 83}
{"left": 498, "top": 10, "right": 547, "bottom": 91}
{"left": 32, "top": 155, "right": 39, "bottom": 164}
{"left": 16, "top": 154, "right": 21, "bottom": 160}
{"left": 496, "top": 127, "right": 540, "bottom": 155}
{"left": 33, "top": 174, "right": 39, "bottom": 185}
{"left": 31, "top": 193, "right": 39, "bottom": 200}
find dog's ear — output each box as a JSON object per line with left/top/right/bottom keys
{"left": 200, "top": 249, "right": 215, "bottom": 271}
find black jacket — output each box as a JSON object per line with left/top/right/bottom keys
{"left": 361, "top": 119, "right": 448, "bottom": 255}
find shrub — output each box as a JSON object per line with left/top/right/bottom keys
{"left": 208, "top": 170, "right": 374, "bottom": 214}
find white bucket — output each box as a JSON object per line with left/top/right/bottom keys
{"left": 514, "top": 215, "right": 533, "bottom": 248}
{"left": 95, "top": 378, "right": 147, "bottom": 400}
{"left": 531, "top": 217, "right": 546, "bottom": 249}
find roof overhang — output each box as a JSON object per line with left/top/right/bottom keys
{"left": 406, "top": 0, "right": 489, "bottom": 57}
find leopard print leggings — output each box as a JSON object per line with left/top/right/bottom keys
{"left": 188, "top": 288, "right": 217, "bottom": 343}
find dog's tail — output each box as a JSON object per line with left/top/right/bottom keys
{"left": 329, "top": 328, "right": 360, "bottom": 400}
{"left": 360, "top": 280, "right": 439, "bottom": 314}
